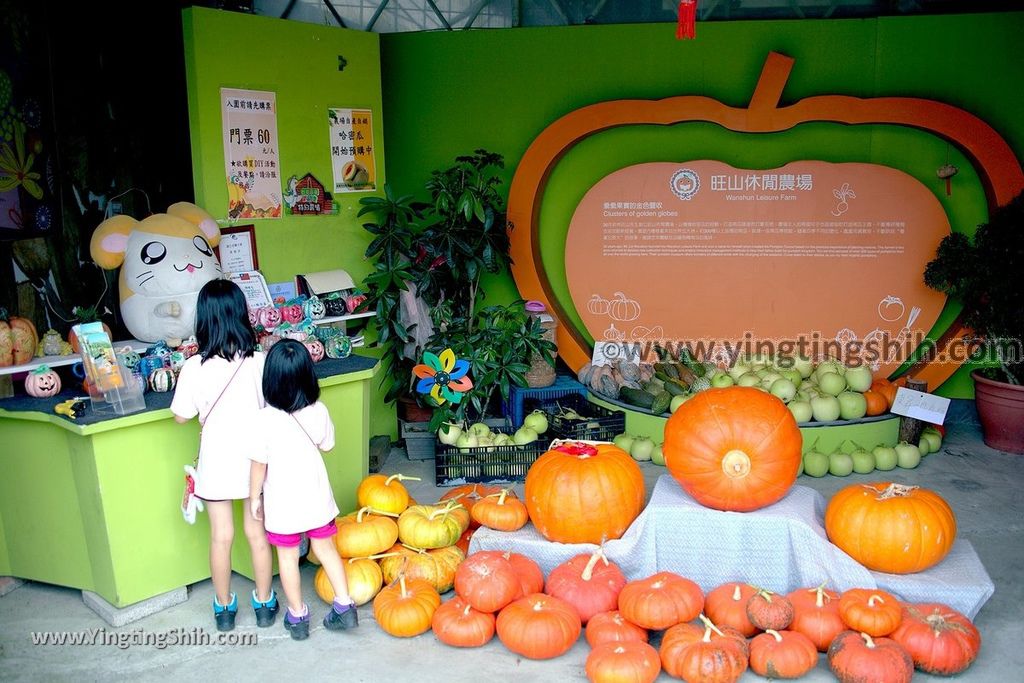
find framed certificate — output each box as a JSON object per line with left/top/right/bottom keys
{"left": 218, "top": 224, "right": 258, "bottom": 273}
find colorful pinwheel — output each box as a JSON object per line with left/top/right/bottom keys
{"left": 413, "top": 348, "right": 473, "bottom": 405}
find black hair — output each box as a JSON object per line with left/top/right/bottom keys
{"left": 263, "top": 339, "right": 320, "bottom": 413}
{"left": 195, "top": 279, "right": 256, "bottom": 362}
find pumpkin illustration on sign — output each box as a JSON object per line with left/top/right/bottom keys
{"left": 507, "top": 51, "right": 1024, "bottom": 391}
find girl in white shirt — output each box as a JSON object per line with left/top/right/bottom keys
{"left": 171, "top": 279, "right": 277, "bottom": 632}
{"left": 250, "top": 339, "right": 356, "bottom": 640}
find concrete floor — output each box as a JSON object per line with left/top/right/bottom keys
{"left": 1, "top": 404, "right": 1021, "bottom": 682}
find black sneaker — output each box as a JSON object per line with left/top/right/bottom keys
{"left": 213, "top": 593, "right": 237, "bottom": 633}
{"left": 251, "top": 589, "right": 279, "bottom": 627}
{"left": 284, "top": 611, "right": 310, "bottom": 641}
{"left": 323, "top": 603, "right": 358, "bottom": 631}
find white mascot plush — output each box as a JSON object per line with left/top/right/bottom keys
{"left": 90, "top": 202, "right": 223, "bottom": 344}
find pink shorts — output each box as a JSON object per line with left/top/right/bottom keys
{"left": 266, "top": 520, "right": 337, "bottom": 548}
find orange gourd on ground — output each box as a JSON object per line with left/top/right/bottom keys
{"left": 704, "top": 582, "right": 760, "bottom": 637}
{"left": 373, "top": 576, "right": 441, "bottom": 638}
{"left": 825, "top": 482, "right": 957, "bottom": 574}
{"left": 335, "top": 507, "right": 399, "bottom": 557}
{"left": 545, "top": 550, "right": 627, "bottom": 624}
{"left": 378, "top": 543, "right": 464, "bottom": 594}
{"left": 454, "top": 551, "right": 521, "bottom": 613}
{"left": 746, "top": 589, "right": 794, "bottom": 631}
{"left": 504, "top": 551, "right": 545, "bottom": 598}
{"left": 617, "top": 572, "right": 704, "bottom": 631}
{"left": 586, "top": 610, "right": 648, "bottom": 647}
{"left": 585, "top": 641, "right": 661, "bottom": 683}
{"left": 828, "top": 631, "right": 913, "bottom": 683}
{"left": 838, "top": 588, "right": 902, "bottom": 637}
{"left": 496, "top": 593, "right": 581, "bottom": 660}
{"left": 669, "top": 625, "right": 749, "bottom": 683}
{"left": 525, "top": 442, "right": 644, "bottom": 544}
{"left": 749, "top": 629, "right": 818, "bottom": 679}
{"left": 357, "top": 473, "right": 419, "bottom": 514}
{"left": 662, "top": 387, "right": 802, "bottom": 512}
{"left": 470, "top": 489, "right": 529, "bottom": 532}
{"left": 890, "top": 602, "right": 981, "bottom": 676}
{"left": 431, "top": 596, "right": 495, "bottom": 648}
{"left": 787, "top": 585, "right": 845, "bottom": 652}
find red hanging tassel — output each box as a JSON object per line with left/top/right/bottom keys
{"left": 676, "top": 0, "right": 697, "bottom": 40}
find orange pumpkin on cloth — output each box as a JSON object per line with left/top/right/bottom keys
{"left": 663, "top": 387, "right": 802, "bottom": 512}
{"left": 524, "top": 442, "right": 644, "bottom": 544}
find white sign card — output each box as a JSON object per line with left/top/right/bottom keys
{"left": 592, "top": 341, "right": 642, "bottom": 368}
{"left": 228, "top": 271, "right": 273, "bottom": 310}
{"left": 890, "top": 387, "right": 950, "bottom": 425}
{"left": 219, "top": 231, "right": 256, "bottom": 273}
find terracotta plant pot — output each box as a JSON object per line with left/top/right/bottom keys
{"left": 973, "top": 371, "right": 1024, "bottom": 454}
{"left": 398, "top": 396, "right": 434, "bottom": 423}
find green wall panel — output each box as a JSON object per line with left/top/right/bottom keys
{"left": 381, "top": 13, "right": 1024, "bottom": 398}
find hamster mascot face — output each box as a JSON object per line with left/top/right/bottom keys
{"left": 90, "top": 202, "right": 223, "bottom": 344}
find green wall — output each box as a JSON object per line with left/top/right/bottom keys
{"left": 380, "top": 13, "right": 1024, "bottom": 398}
{"left": 182, "top": 8, "right": 395, "bottom": 438}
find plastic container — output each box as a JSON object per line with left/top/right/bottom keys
{"left": 524, "top": 300, "right": 557, "bottom": 388}
{"left": 434, "top": 427, "right": 546, "bottom": 486}
{"left": 503, "top": 375, "right": 587, "bottom": 428}
{"left": 529, "top": 393, "right": 626, "bottom": 442}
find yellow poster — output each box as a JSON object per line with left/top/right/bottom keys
{"left": 329, "top": 108, "right": 376, "bottom": 193}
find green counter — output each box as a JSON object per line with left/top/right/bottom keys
{"left": 0, "top": 356, "right": 378, "bottom": 608}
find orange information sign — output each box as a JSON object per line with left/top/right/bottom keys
{"left": 565, "top": 160, "right": 949, "bottom": 375}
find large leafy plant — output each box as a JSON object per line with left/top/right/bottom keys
{"left": 924, "top": 191, "right": 1024, "bottom": 384}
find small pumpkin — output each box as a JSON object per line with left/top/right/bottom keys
{"left": 314, "top": 557, "right": 384, "bottom": 606}
{"left": 454, "top": 551, "right": 521, "bottom": 613}
{"left": 838, "top": 588, "right": 902, "bottom": 637}
{"left": 379, "top": 543, "right": 464, "bottom": 594}
{"left": 871, "top": 378, "right": 899, "bottom": 409}
{"left": 863, "top": 389, "right": 888, "bottom": 416}
{"left": 356, "top": 473, "right": 420, "bottom": 515}
{"left": 663, "top": 387, "right": 802, "bottom": 512}
{"left": 545, "top": 549, "right": 626, "bottom": 624}
{"left": 470, "top": 489, "right": 529, "bottom": 532}
{"left": 889, "top": 602, "right": 981, "bottom": 676}
{"left": 746, "top": 589, "right": 794, "bottom": 631}
{"left": 495, "top": 593, "right": 582, "bottom": 660}
{"left": 398, "top": 501, "right": 470, "bottom": 549}
{"left": 440, "top": 483, "right": 508, "bottom": 528}
{"left": 431, "top": 596, "right": 495, "bottom": 648}
{"left": 617, "top": 571, "right": 704, "bottom": 630}
{"left": 586, "top": 610, "right": 648, "bottom": 647}
{"left": 660, "top": 617, "right": 749, "bottom": 679}
{"left": 749, "top": 629, "right": 818, "bottom": 679}
{"left": 828, "top": 631, "right": 913, "bottom": 683}
{"left": 257, "top": 305, "right": 282, "bottom": 330}
{"left": 373, "top": 575, "right": 441, "bottom": 638}
{"left": 667, "top": 625, "right": 749, "bottom": 683}
{"left": 825, "top": 482, "right": 957, "bottom": 574}
{"left": 303, "top": 295, "right": 327, "bottom": 320}
{"left": 25, "top": 365, "right": 61, "bottom": 398}
{"left": 607, "top": 291, "right": 640, "bottom": 322}
{"left": 303, "top": 338, "right": 325, "bottom": 363}
{"left": 148, "top": 367, "right": 177, "bottom": 393}
{"left": 525, "top": 442, "right": 644, "bottom": 545}
{"left": 703, "top": 582, "right": 760, "bottom": 637}
{"left": 503, "top": 550, "right": 545, "bottom": 598}
{"left": 787, "top": 584, "right": 845, "bottom": 652}
{"left": 585, "top": 641, "right": 661, "bottom": 683}
{"left": 335, "top": 507, "right": 400, "bottom": 558}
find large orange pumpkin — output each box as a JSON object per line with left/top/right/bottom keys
{"left": 0, "top": 312, "right": 38, "bottom": 366}
{"left": 335, "top": 507, "right": 400, "bottom": 558}
{"left": 825, "top": 482, "right": 957, "bottom": 574}
{"left": 495, "top": 593, "right": 582, "bottom": 660}
{"left": 357, "top": 473, "right": 419, "bottom": 514}
{"left": 373, "top": 576, "right": 441, "bottom": 638}
{"left": 524, "top": 442, "right": 644, "bottom": 544}
{"left": 662, "top": 387, "right": 802, "bottom": 512}
{"left": 890, "top": 602, "right": 981, "bottom": 676}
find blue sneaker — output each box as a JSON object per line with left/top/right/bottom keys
{"left": 213, "top": 593, "right": 237, "bottom": 632}
{"left": 251, "top": 589, "right": 279, "bottom": 627}
{"left": 283, "top": 606, "right": 310, "bottom": 641}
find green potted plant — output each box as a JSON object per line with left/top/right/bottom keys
{"left": 924, "top": 191, "right": 1024, "bottom": 453}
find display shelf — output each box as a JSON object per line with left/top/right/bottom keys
{"left": 314, "top": 311, "right": 374, "bottom": 325}
{"left": 0, "top": 340, "right": 149, "bottom": 377}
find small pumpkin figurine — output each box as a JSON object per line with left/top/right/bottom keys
{"left": 25, "top": 365, "right": 61, "bottom": 398}
{"left": 303, "top": 295, "right": 326, "bottom": 320}
{"left": 303, "top": 338, "right": 325, "bottom": 363}
{"left": 178, "top": 336, "right": 200, "bottom": 359}
{"left": 325, "top": 335, "right": 352, "bottom": 359}
{"left": 148, "top": 367, "right": 177, "bottom": 393}
{"left": 257, "top": 305, "right": 282, "bottom": 330}
{"left": 280, "top": 303, "right": 304, "bottom": 325}
{"left": 115, "top": 348, "right": 142, "bottom": 372}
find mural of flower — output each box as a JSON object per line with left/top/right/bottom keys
{"left": 0, "top": 122, "right": 42, "bottom": 199}
{"left": 413, "top": 348, "right": 473, "bottom": 405}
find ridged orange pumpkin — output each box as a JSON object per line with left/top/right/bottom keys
{"left": 746, "top": 589, "right": 794, "bottom": 631}
{"left": 470, "top": 489, "right": 529, "bottom": 532}
{"left": 504, "top": 551, "right": 545, "bottom": 598}
{"left": 357, "top": 473, "right": 419, "bottom": 514}
{"left": 586, "top": 610, "right": 648, "bottom": 647}
{"left": 378, "top": 543, "right": 464, "bottom": 594}
{"left": 314, "top": 558, "right": 383, "bottom": 606}
{"left": 455, "top": 551, "right": 521, "bottom": 613}
{"left": 0, "top": 312, "right": 37, "bottom": 366}
{"left": 397, "top": 501, "right": 470, "bottom": 549}
{"left": 373, "top": 576, "right": 441, "bottom": 638}
{"left": 838, "top": 588, "right": 902, "bottom": 637}
{"left": 586, "top": 641, "right": 661, "bottom": 683}
{"left": 666, "top": 625, "right": 749, "bottom": 683}
{"left": 545, "top": 550, "right": 626, "bottom": 624}
{"left": 662, "top": 387, "right": 802, "bottom": 512}
{"left": 525, "top": 442, "right": 644, "bottom": 544}
{"left": 617, "top": 571, "right": 704, "bottom": 631}
{"left": 440, "top": 484, "right": 508, "bottom": 529}
{"left": 871, "top": 379, "right": 899, "bottom": 409}
{"left": 749, "top": 629, "right": 818, "bottom": 680}
{"left": 431, "top": 596, "right": 495, "bottom": 648}
{"left": 496, "top": 593, "right": 582, "bottom": 660}
{"left": 890, "top": 602, "right": 981, "bottom": 676}
{"left": 828, "top": 631, "right": 913, "bottom": 683}
{"left": 335, "top": 507, "right": 400, "bottom": 558}
{"left": 660, "top": 618, "right": 749, "bottom": 679}
{"left": 704, "top": 582, "right": 760, "bottom": 637}
{"left": 825, "top": 482, "right": 957, "bottom": 574}
{"left": 787, "top": 585, "right": 844, "bottom": 652}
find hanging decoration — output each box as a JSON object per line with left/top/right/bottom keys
{"left": 937, "top": 164, "right": 958, "bottom": 196}
{"left": 676, "top": 1, "right": 697, "bottom": 40}
{"left": 413, "top": 348, "right": 473, "bottom": 405}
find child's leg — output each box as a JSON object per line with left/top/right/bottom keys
{"left": 242, "top": 496, "right": 274, "bottom": 602}
{"left": 310, "top": 537, "right": 352, "bottom": 604}
{"left": 205, "top": 500, "right": 235, "bottom": 605}
{"left": 275, "top": 544, "right": 303, "bottom": 614}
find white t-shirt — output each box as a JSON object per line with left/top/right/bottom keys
{"left": 170, "top": 352, "right": 266, "bottom": 500}
{"left": 250, "top": 402, "right": 339, "bottom": 535}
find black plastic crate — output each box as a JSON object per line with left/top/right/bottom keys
{"left": 529, "top": 393, "right": 626, "bottom": 442}
{"left": 434, "top": 427, "right": 546, "bottom": 487}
